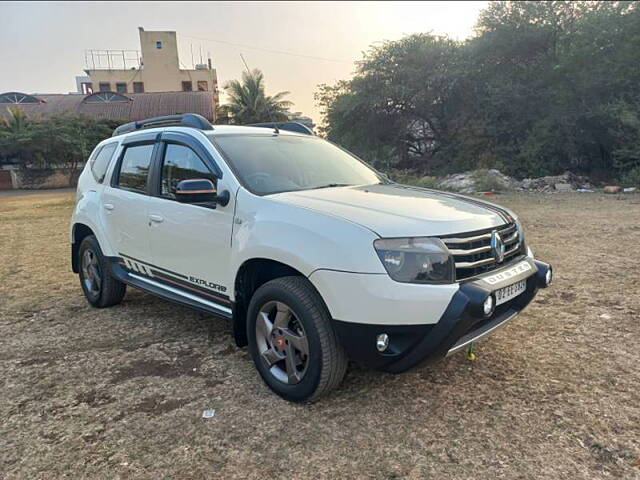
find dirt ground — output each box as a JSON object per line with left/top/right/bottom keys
{"left": 1, "top": 191, "right": 639, "bottom": 479}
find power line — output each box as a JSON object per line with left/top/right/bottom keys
{"left": 181, "top": 33, "right": 352, "bottom": 64}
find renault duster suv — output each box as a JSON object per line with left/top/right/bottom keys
{"left": 70, "top": 114, "right": 552, "bottom": 402}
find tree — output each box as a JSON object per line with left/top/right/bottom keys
{"left": 0, "top": 106, "right": 39, "bottom": 165}
{"left": 0, "top": 108, "right": 113, "bottom": 183}
{"left": 30, "top": 114, "right": 112, "bottom": 183}
{"left": 218, "top": 69, "right": 293, "bottom": 124}
{"left": 316, "top": 34, "right": 477, "bottom": 173}
{"left": 317, "top": 1, "right": 640, "bottom": 180}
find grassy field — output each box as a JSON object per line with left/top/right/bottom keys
{"left": 1, "top": 191, "right": 639, "bottom": 479}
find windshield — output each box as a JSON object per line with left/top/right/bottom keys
{"left": 208, "top": 134, "right": 383, "bottom": 195}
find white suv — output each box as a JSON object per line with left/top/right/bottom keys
{"left": 70, "top": 114, "right": 552, "bottom": 402}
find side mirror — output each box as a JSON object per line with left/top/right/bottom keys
{"left": 175, "top": 179, "right": 230, "bottom": 207}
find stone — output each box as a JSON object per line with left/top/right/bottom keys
{"left": 438, "top": 169, "right": 518, "bottom": 193}
{"left": 518, "top": 171, "right": 592, "bottom": 192}
{"left": 604, "top": 185, "right": 622, "bottom": 194}
{"left": 554, "top": 183, "right": 573, "bottom": 192}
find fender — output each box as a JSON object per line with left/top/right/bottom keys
{"left": 229, "top": 189, "right": 386, "bottom": 302}
{"left": 70, "top": 189, "right": 117, "bottom": 257}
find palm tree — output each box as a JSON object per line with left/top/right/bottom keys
{"left": 1, "top": 105, "right": 29, "bottom": 133}
{"left": 0, "top": 106, "right": 34, "bottom": 165}
{"left": 218, "top": 69, "right": 293, "bottom": 124}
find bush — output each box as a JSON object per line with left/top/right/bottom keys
{"left": 621, "top": 167, "right": 640, "bottom": 188}
{"left": 385, "top": 170, "right": 441, "bottom": 189}
{"left": 0, "top": 108, "right": 116, "bottom": 182}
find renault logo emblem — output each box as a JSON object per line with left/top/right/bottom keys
{"left": 491, "top": 231, "right": 505, "bottom": 263}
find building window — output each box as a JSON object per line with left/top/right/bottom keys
{"left": 182, "top": 81, "right": 193, "bottom": 92}
{"left": 156, "top": 41, "right": 163, "bottom": 49}
{"left": 80, "top": 82, "right": 93, "bottom": 94}
{"left": 0, "top": 92, "right": 41, "bottom": 104}
{"left": 133, "top": 82, "right": 144, "bottom": 93}
{"left": 197, "top": 81, "right": 208, "bottom": 91}
{"left": 83, "top": 92, "right": 130, "bottom": 103}
{"left": 116, "top": 83, "right": 127, "bottom": 94}
{"left": 99, "top": 82, "right": 111, "bottom": 92}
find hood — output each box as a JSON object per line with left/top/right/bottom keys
{"left": 271, "top": 184, "right": 511, "bottom": 237}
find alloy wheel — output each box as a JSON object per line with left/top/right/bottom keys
{"left": 81, "top": 249, "right": 102, "bottom": 296}
{"left": 255, "top": 301, "right": 309, "bottom": 384}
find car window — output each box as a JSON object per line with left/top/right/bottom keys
{"left": 116, "top": 144, "right": 154, "bottom": 193}
{"left": 208, "top": 134, "right": 382, "bottom": 195}
{"left": 91, "top": 143, "right": 117, "bottom": 183}
{"left": 160, "top": 143, "right": 217, "bottom": 199}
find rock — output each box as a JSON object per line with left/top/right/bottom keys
{"left": 438, "top": 169, "right": 518, "bottom": 193}
{"left": 623, "top": 187, "right": 637, "bottom": 193}
{"left": 435, "top": 169, "right": 599, "bottom": 194}
{"left": 519, "top": 171, "right": 592, "bottom": 192}
{"left": 604, "top": 185, "right": 622, "bottom": 194}
{"left": 438, "top": 172, "right": 477, "bottom": 193}
{"left": 554, "top": 183, "right": 574, "bottom": 192}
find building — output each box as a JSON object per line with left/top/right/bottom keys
{"left": 78, "top": 27, "right": 219, "bottom": 106}
{"left": 0, "top": 90, "right": 216, "bottom": 122}
{"left": 0, "top": 28, "right": 219, "bottom": 123}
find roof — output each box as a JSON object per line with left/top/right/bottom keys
{"left": 0, "top": 91, "right": 216, "bottom": 122}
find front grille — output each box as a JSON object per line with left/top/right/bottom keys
{"left": 440, "top": 223, "right": 522, "bottom": 281}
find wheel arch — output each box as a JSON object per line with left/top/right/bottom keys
{"left": 232, "top": 258, "right": 310, "bottom": 347}
{"left": 71, "top": 223, "right": 96, "bottom": 273}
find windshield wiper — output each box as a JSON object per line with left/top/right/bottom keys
{"left": 307, "top": 183, "right": 354, "bottom": 190}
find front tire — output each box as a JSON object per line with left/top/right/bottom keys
{"left": 78, "top": 235, "right": 126, "bottom": 308}
{"left": 246, "top": 276, "right": 348, "bottom": 402}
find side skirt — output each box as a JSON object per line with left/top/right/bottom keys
{"left": 107, "top": 257, "right": 233, "bottom": 320}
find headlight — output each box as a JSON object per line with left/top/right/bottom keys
{"left": 515, "top": 218, "right": 525, "bottom": 243}
{"left": 515, "top": 218, "right": 526, "bottom": 254}
{"left": 373, "top": 237, "right": 455, "bottom": 284}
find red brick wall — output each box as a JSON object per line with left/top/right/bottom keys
{"left": 0, "top": 171, "right": 12, "bottom": 190}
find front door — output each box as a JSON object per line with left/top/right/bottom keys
{"left": 101, "top": 142, "right": 155, "bottom": 266}
{"left": 146, "top": 140, "right": 234, "bottom": 313}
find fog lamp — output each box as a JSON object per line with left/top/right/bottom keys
{"left": 545, "top": 267, "right": 553, "bottom": 286}
{"left": 483, "top": 295, "right": 495, "bottom": 317}
{"left": 376, "top": 333, "right": 389, "bottom": 352}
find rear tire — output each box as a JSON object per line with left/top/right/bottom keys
{"left": 247, "top": 276, "right": 348, "bottom": 402}
{"left": 78, "top": 235, "right": 126, "bottom": 308}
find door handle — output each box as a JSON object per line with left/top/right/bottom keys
{"left": 149, "top": 214, "right": 164, "bottom": 223}
{"left": 103, "top": 203, "right": 114, "bottom": 211}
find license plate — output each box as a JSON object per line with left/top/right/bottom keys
{"left": 495, "top": 280, "right": 526, "bottom": 305}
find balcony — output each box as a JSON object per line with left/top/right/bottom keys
{"left": 84, "top": 50, "right": 141, "bottom": 71}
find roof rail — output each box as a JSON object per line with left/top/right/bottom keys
{"left": 112, "top": 113, "right": 213, "bottom": 137}
{"left": 247, "top": 121, "right": 314, "bottom": 135}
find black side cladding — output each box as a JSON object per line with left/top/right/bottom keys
{"left": 105, "top": 255, "right": 233, "bottom": 320}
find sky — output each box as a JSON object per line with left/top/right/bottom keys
{"left": 0, "top": 1, "right": 487, "bottom": 121}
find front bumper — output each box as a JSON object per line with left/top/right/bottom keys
{"left": 331, "top": 259, "right": 552, "bottom": 373}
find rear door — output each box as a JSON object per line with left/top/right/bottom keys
{"left": 101, "top": 134, "right": 157, "bottom": 267}
{"left": 146, "top": 132, "right": 234, "bottom": 313}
